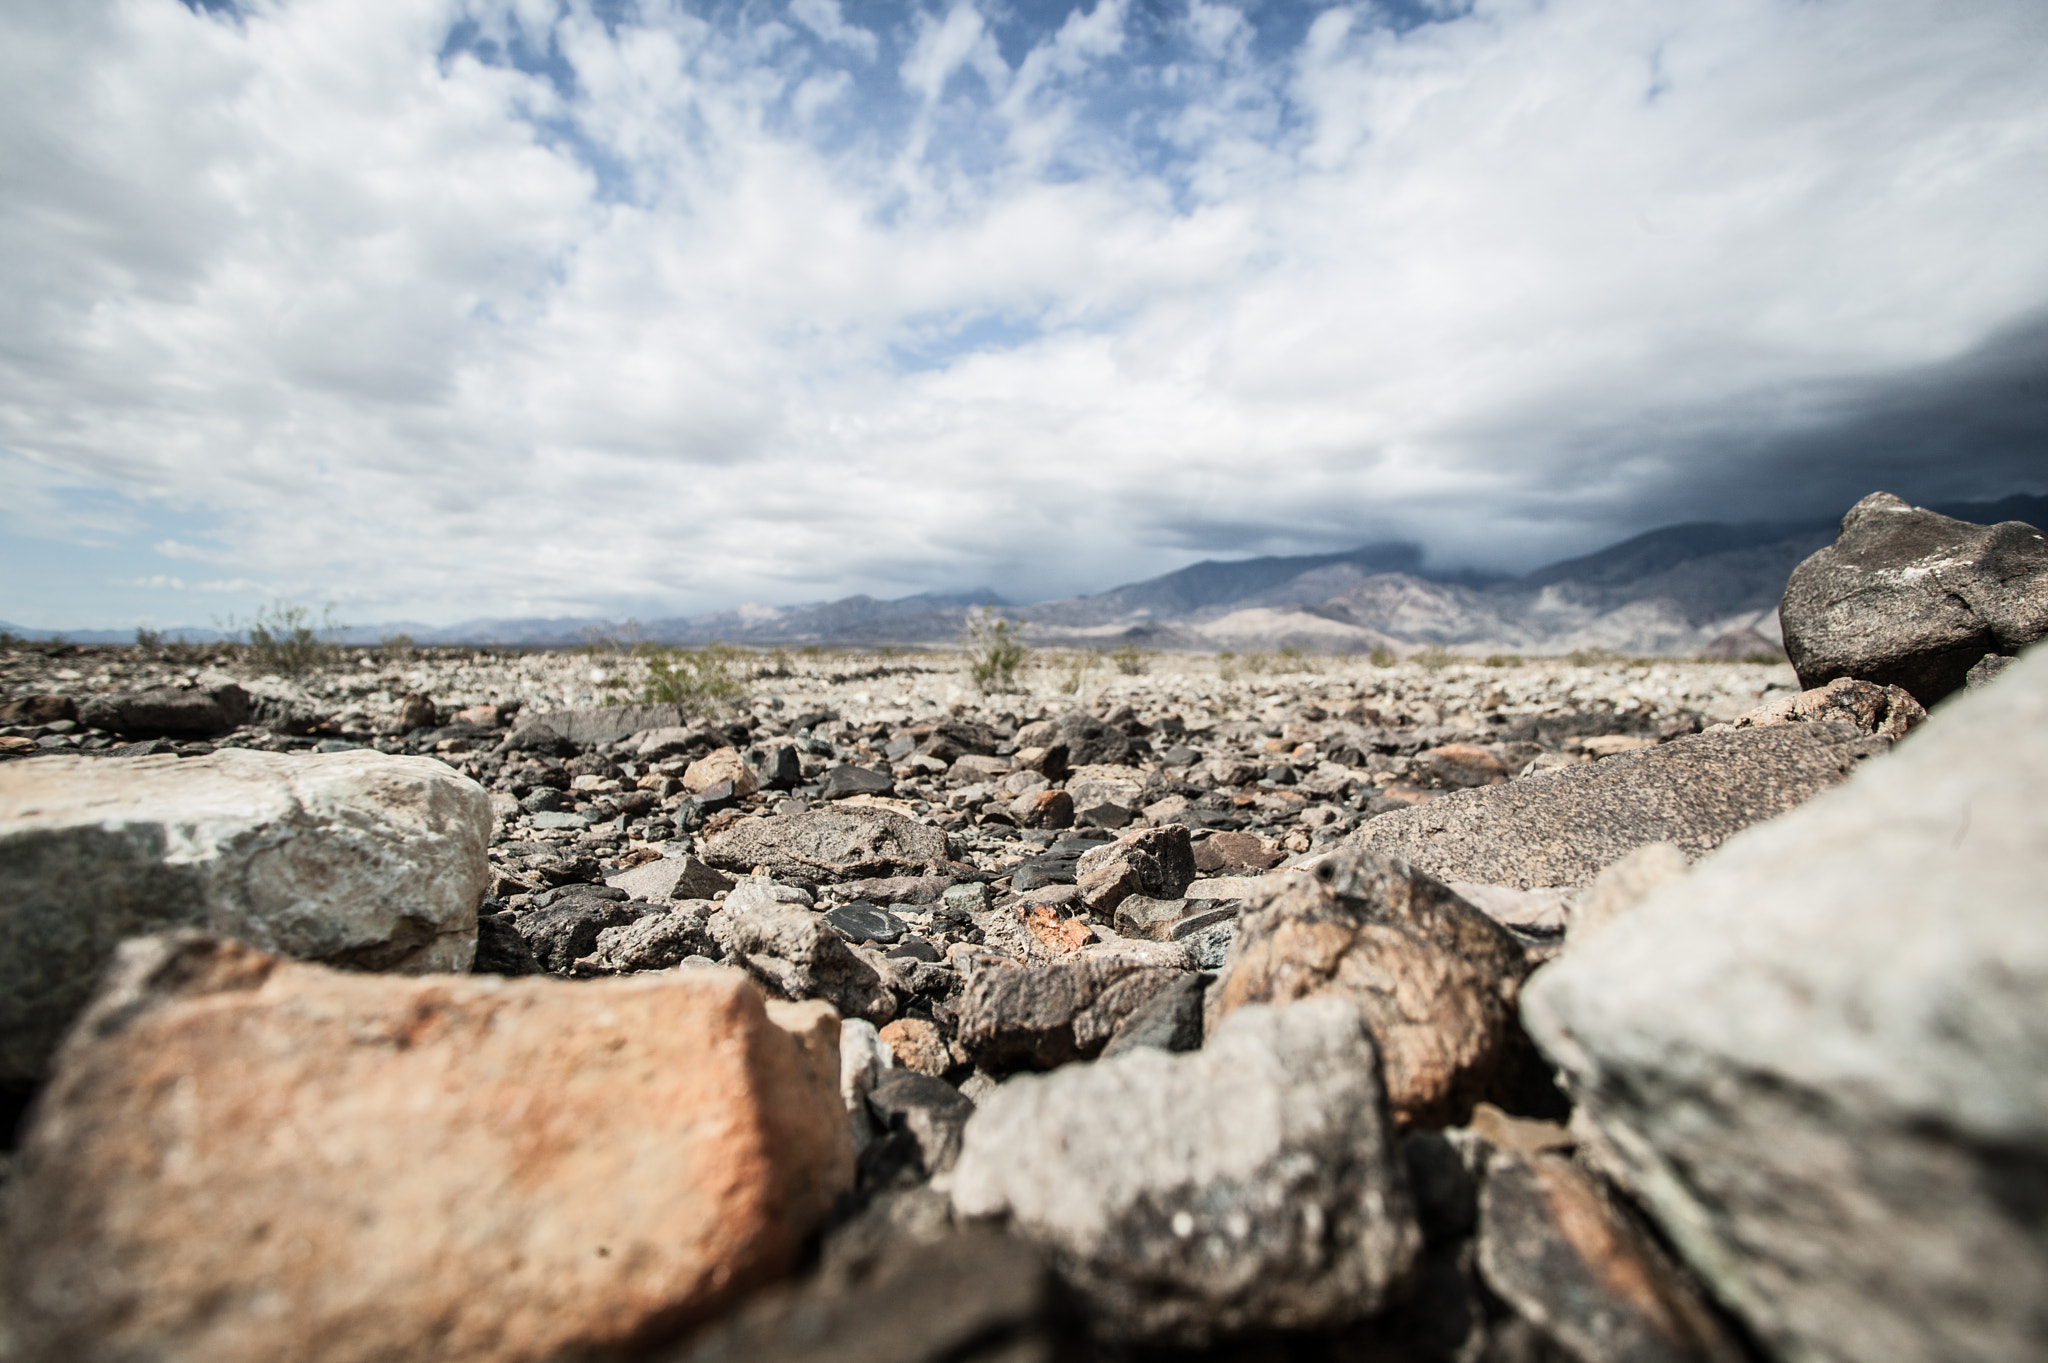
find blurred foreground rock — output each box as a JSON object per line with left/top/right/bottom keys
{"left": 1523, "top": 644, "right": 2048, "bottom": 1363}
{"left": 0, "top": 748, "right": 488, "bottom": 1082}
{"left": 0, "top": 936, "right": 850, "bottom": 1363}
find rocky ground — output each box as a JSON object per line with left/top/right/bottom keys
{"left": 0, "top": 492, "right": 2042, "bottom": 1363}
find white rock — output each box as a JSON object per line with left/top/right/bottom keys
{"left": 0, "top": 749, "right": 490, "bottom": 1082}
{"left": 1522, "top": 643, "right": 2048, "bottom": 1363}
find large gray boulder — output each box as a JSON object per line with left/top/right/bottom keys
{"left": 1780, "top": 491, "right": 2048, "bottom": 704}
{"left": 0, "top": 749, "right": 489, "bottom": 1082}
{"left": 1350, "top": 723, "right": 1887, "bottom": 889}
{"left": 951, "top": 997, "right": 1420, "bottom": 1343}
{"left": 702, "top": 807, "right": 953, "bottom": 888}
{"left": 1521, "top": 644, "right": 2048, "bottom": 1363}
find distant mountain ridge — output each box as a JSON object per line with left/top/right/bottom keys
{"left": 10, "top": 495, "right": 2042, "bottom": 656}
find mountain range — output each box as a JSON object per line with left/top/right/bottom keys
{"left": 12, "top": 494, "right": 2044, "bottom": 658}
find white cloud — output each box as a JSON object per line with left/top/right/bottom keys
{"left": 1, "top": 0, "right": 2044, "bottom": 628}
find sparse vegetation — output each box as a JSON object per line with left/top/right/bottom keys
{"left": 1110, "top": 644, "right": 1146, "bottom": 676}
{"left": 134, "top": 627, "right": 163, "bottom": 650}
{"left": 1484, "top": 653, "right": 1523, "bottom": 668}
{"left": 380, "top": 633, "right": 416, "bottom": 657}
{"left": 1368, "top": 647, "right": 1396, "bottom": 668}
{"left": 1412, "top": 644, "right": 1457, "bottom": 670}
{"left": 221, "top": 601, "right": 344, "bottom": 677}
{"left": 639, "top": 641, "right": 747, "bottom": 712}
{"left": 964, "top": 612, "right": 1028, "bottom": 694}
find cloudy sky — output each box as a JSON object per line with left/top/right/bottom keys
{"left": 3, "top": 0, "right": 2044, "bottom": 630}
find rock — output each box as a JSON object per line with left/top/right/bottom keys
{"left": 1447, "top": 882, "right": 1573, "bottom": 937}
{"left": 1099, "top": 971, "right": 1206, "bottom": 1056}
{"left": 1579, "top": 734, "right": 1656, "bottom": 758}
{"left": 951, "top": 997, "right": 1421, "bottom": 1342}
{"left": 0, "top": 935, "right": 851, "bottom": 1363}
{"left": 1193, "top": 829, "right": 1282, "bottom": 873}
{"left": 1350, "top": 724, "right": 1888, "bottom": 890}
{"left": 0, "top": 695, "right": 76, "bottom": 724}
{"left": 635, "top": 725, "right": 716, "bottom": 759}
{"left": 1063, "top": 763, "right": 1146, "bottom": 813}
{"left": 1074, "top": 824, "right": 1197, "bottom": 916}
{"left": 878, "top": 1017, "right": 953, "bottom": 1077}
{"left": 864, "top": 1069, "right": 975, "bottom": 1180}
{"left": 1780, "top": 491, "right": 2048, "bottom": 704}
{"left": 1185, "top": 873, "right": 1275, "bottom": 902}
{"left": 579, "top": 906, "right": 718, "bottom": 972}
{"left": 1013, "top": 899, "right": 1095, "bottom": 955}
{"left": 516, "top": 703, "right": 692, "bottom": 746}
{"left": 747, "top": 742, "right": 803, "bottom": 791}
{"left": 499, "top": 722, "right": 576, "bottom": 757}
{"left": 1566, "top": 842, "right": 1689, "bottom": 941}
{"left": 1728, "top": 674, "right": 1926, "bottom": 741}
{"left": 661, "top": 1229, "right": 1068, "bottom": 1363}
{"left": 396, "top": 692, "right": 438, "bottom": 730}
{"left": 724, "top": 877, "right": 815, "bottom": 912}
{"left": 839, "top": 1017, "right": 895, "bottom": 1153}
{"left": 822, "top": 902, "right": 907, "bottom": 945}
{"left": 820, "top": 764, "right": 896, "bottom": 799}
{"left": 1967, "top": 652, "right": 2015, "bottom": 689}
{"left": 1477, "top": 1147, "right": 1745, "bottom": 1363}
{"left": 453, "top": 703, "right": 502, "bottom": 727}
{"left": 1416, "top": 743, "right": 1509, "bottom": 788}
{"left": 1075, "top": 801, "right": 1133, "bottom": 829}
{"left": 828, "top": 874, "right": 951, "bottom": 906}
{"left": 1520, "top": 643, "right": 2048, "bottom": 1363}
{"left": 515, "top": 896, "right": 645, "bottom": 973}
{"left": 606, "top": 854, "right": 735, "bottom": 902}
{"left": 712, "top": 899, "right": 898, "bottom": 1023}
{"left": 0, "top": 749, "right": 488, "bottom": 1084}
{"left": 1052, "top": 712, "right": 1134, "bottom": 767}
{"left": 1010, "top": 742, "right": 1070, "bottom": 780}
{"left": 685, "top": 747, "right": 761, "bottom": 798}
{"left": 954, "top": 954, "right": 1191, "bottom": 1071}
{"left": 473, "top": 913, "right": 542, "bottom": 975}
{"left": 1012, "top": 787, "right": 1073, "bottom": 829}
{"left": 77, "top": 678, "right": 251, "bottom": 738}
{"left": 1208, "top": 849, "right": 1530, "bottom": 1129}
{"left": 1111, "top": 894, "right": 1187, "bottom": 939}
{"left": 949, "top": 754, "right": 1011, "bottom": 782}
{"left": 702, "top": 806, "right": 951, "bottom": 888}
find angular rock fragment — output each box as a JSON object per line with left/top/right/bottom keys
{"left": 1208, "top": 848, "right": 1530, "bottom": 1128}
{"left": 685, "top": 747, "right": 760, "bottom": 798}
{"left": 1193, "top": 829, "right": 1282, "bottom": 874}
{"left": 702, "top": 807, "right": 951, "bottom": 888}
{"left": 954, "top": 952, "right": 1190, "bottom": 1071}
{"left": 0, "top": 936, "right": 851, "bottom": 1363}
{"left": 878, "top": 1017, "right": 952, "bottom": 1077}
{"left": 0, "top": 748, "right": 489, "bottom": 1083}
{"left": 951, "top": 998, "right": 1420, "bottom": 1342}
{"left": 1075, "top": 823, "right": 1196, "bottom": 915}
{"left": 606, "top": 853, "right": 735, "bottom": 902}
{"left": 821, "top": 764, "right": 895, "bottom": 799}
{"left": 1477, "top": 1148, "right": 1746, "bottom": 1363}
{"left": 1350, "top": 724, "right": 1887, "bottom": 890}
{"left": 1780, "top": 491, "right": 2048, "bottom": 704}
{"left": 1727, "top": 674, "right": 1926, "bottom": 741}
{"left": 515, "top": 895, "right": 645, "bottom": 974}
{"left": 863, "top": 1070, "right": 975, "bottom": 1182}
{"left": 77, "top": 677, "right": 251, "bottom": 738}
{"left": 1099, "top": 970, "right": 1205, "bottom": 1056}
{"left": 578, "top": 906, "right": 718, "bottom": 972}
{"left": 1522, "top": 643, "right": 2048, "bottom": 1363}
{"left": 712, "top": 899, "right": 898, "bottom": 1023}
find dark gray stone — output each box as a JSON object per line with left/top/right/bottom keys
{"left": 1351, "top": 723, "right": 1889, "bottom": 889}
{"left": 955, "top": 956, "right": 1189, "bottom": 1071}
{"left": 1781, "top": 491, "right": 2048, "bottom": 704}
{"left": 747, "top": 743, "right": 803, "bottom": 791}
{"left": 1099, "top": 971, "right": 1205, "bottom": 1056}
{"left": 1053, "top": 712, "right": 1134, "bottom": 767}
{"left": 821, "top": 764, "right": 895, "bottom": 799}
{"left": 701, "top": 807, "right": 951, "bottom": 889}
{"left": 578, "top": 906, "right": 717, "bottom": 972}
{"left": 823, "top": 902, "right": 907, "bottom": 945}
{"left": 709, "top": 900, "right": 897, "bottom": 1022}
{"left": 77, "top": 682, "right": 250, "bottom": 739}
{"left": 864, "top": 1069, "right": 975, "bottom": 1179}
{"left": 471, "top": 914, "right": 540, "bottom": 976}
{"left": 1968, "top": 652, "right": 2017, "bottom": 689}
{"left": 511, "top": 898, "right": 643, "bottom": 974}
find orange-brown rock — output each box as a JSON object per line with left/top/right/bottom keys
{"left": 1192, "top": 830, "right": 1282, "bottom": 874}
{"left": 1415, "top": 743, "right": 1509, "bottom": 788}
{"left": 1206, "top": 848, "right": 1528, "bottom": 1129}
{"left": 878, "top": 1016, "right": 954, "bottom": 1077}
{"left": 684, "top": 745, "right": 761, "bottom": 798}
{"left": 1, "top": 933, "right": 852, "bottom": 1363}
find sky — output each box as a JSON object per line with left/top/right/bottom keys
{"left": 2, "top": 0, "right": 2044, "bottom": 630}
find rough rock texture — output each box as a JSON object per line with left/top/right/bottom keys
{"left": 0, "top": 936, "right": 852, "bottom": 1363}
{"left": 515, "top": 703, "right": 693, "bottom": 746}
{"left": 1351, "top": 724, "right": 1888, "bottom": 890}
{"left": 685, "top": 747, "right": 760, "bottom": 798}
{"left": 1780, "top": 491, "right": 2048, "bottom": 704}
{"left": 1208, "top": 849, "right": 1530, "bottom": 1129}
{"left": 878, "top": 1017, "right": 952, "bottom": 1077}
{"left": 665, "top": 1229, "right": 1067, "bottom": 1363}
{"left": 955, "top": 955, "right": 1190, "bottom": 1071}
{"left": 951, "top": 998, "right": 1420, "bottom": 1342}
{"left": 712, "top": 899, "right": 898, "bottom": 1023}
{"left": 1522, "top": 643, "right": 2048, "bottom": 1363}
{"left": 77, "top": 678, "right": 251, "bottom": 738}
{"left": 702, "top": 807, "right": 952, "bottom": 888}
{"left": 607, "top": 854, "right": 734, "bottom": 902}
{"left": 1075, "top": 824, "right": 1196, "bottom": 916}
{"left": 1100, "top": 971, "right": 1206, "bottom": 1057}
{"left": 514, "top": 896, "right": 644, "bottom": 973}
{"left": 1727, "top": 674, "right": 1926, "bottom": 741}
{"left": 1477, "top": 1149, "right": 1746, "bottom": 1363}
{"left": 1193, "top": 830, "right": 1282, "bottom": 874}
{"left": 580, "top": 906, "right": 718, "bottom": 972}
{"left": 0, "top": 748, "right": 489, "bottom": 1083}
{"left": 1567, "top": 842, "right": 1689, "bottom": 943}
